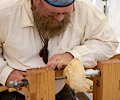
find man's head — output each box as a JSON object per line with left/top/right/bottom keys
{"left": 32, "top": 0, "right": 75, "bottom": 39}
{"left": 43, "top": 0, "right": 75, "bottom": 7}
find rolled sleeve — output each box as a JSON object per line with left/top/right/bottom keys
{"left": 67, "top": 1, "right": 118, "bottom": 68}
{"left": 68, "top": 46, "right": 97, "bottom": 68}
{"left": 0, "top": 66, "right": 14, "bottom": 86}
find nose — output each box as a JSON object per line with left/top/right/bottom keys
{"left": 54, "top": 14, "right": 64, "bottom": 22}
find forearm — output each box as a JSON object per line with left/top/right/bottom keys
{"left": 68, "top": 40, "right": 118, "bottom": 68}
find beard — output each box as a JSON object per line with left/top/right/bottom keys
{"left": 32, "top": 10, "right": 70, "bottom": 39}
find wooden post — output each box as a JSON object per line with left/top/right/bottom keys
{"left": 93, "top": 59, "right": 120, "bottom": 100}
{"left": 22, "top": 67, "right": 55, "bottom": 100}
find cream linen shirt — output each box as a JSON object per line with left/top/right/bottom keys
{"left": 0, "top": 0, "right": 118, "bottom": 94}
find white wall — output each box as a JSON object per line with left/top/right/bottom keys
{"left": 89, "top": 0, "right": 104, "bottom": 12}
{"left": 108, "top": 0, "right": 120, "bottom": 53}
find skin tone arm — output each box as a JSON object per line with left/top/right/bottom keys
{"left": 5, "top": 70, "right": 26, "bottom": 87}
{"left": 47, "top": 52, "right": 74, "bottom": 70}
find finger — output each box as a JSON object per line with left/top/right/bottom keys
{"left": 47, "top": 60, "right": 58, "bottom": 69}
{"left": 47, "top": 59, "right": 53, "bottom": 67}
{"left": 18, "top": 74, "right": 25, "bottom": 81}
{"left": 46, "top": 62, "right": 52, "bottom": 67}
{"left": 50, "top": 63, "right": 58, "bottom": 69}
{"left": 6, "top": 81, "right": 10, "bottom": 87}
{"left": 20, "top": 71, "right": 26, "bottom": 76}
{"left": 57, "top": 62, "right": 64, "bottom": 70}
{"left": 47, "top": 55, "right": 60, "bottom": 66}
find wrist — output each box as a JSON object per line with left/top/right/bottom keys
{"left": 65, "top": 52, "right": 74, "bottom": 60}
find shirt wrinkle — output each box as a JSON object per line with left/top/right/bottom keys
{"left": 21, "top": 1, "right": 34, "bottom": 27}
{"left": 0, "top": 0, "right": 24, "bottom": 11}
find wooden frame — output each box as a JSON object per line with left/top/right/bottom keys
{"left": 22, "top": 67, "right": 55, "bottom": 100}
{"left": 1, "top": 55, "right": 120, "bottom": 100}
{"left": 93, "top": 58, "right": 120, "bottom": 100}
{"left": 22, "top": 57, "right": 120, "bottom": 100}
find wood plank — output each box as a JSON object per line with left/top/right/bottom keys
{"left": 0, "top": 86, "right": 8, "bottom": 92}
{"left": 23, "top": 67, "right": 55, "bottom": 100}
{"left": 111, "top": 54, "right": 120, "bottom": 60}
{"left": 93, "top": 59, "right": 120, "bottom": 100}
{"left": 55, "top": 70, "right": 63, "bottom": 77}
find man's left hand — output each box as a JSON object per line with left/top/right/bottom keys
{"left": 47, "top": 52, "right": 74, "bottom": 70}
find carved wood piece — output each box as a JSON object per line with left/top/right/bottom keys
{"left": 22, "top": 67, "right": 55, "bottom": 100}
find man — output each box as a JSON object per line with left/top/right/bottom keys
{"left": 0, "top": 0, "right": 118, "bottom": 100}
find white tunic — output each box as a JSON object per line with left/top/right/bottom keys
{"left": 0, "top": 0, "right": 118, "bottom": 94}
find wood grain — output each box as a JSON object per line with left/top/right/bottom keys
{"left": 93, "top": 59, "right": 120, "bottom": 100}
{"left": 23, "top": 67, "right": 55, "bottom": 100}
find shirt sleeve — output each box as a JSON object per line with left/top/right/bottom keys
{"left": 68, "top": 2, "right": 118, "bottom": 68}
{"left": 0, "top": 9, "right": 14, "bottom": 86}
{"left": 0, "top": 43, "right": 14, "bottom": 86}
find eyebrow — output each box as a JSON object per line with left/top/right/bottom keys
{"left": 46, "top": 7, "right": 56, "bottom": 14}
{"left": 45, "top": 6, "right": 73, "bottom": 14}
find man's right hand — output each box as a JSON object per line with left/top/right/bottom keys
{"left": 5, "top": 70, "right": 26, "bottom": 87}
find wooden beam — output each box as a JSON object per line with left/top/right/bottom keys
{"left": 93, "top": 59, "right": 120, "bottom": 100}
{"left": 22, "top": 67, "right": 55, "bottom": 100}
{"left": 0, "top": 86, "right": 8, "bottom": 92}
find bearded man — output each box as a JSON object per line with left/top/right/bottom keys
{"left": 0, "top": 0, "right": 118, "bottom": 100}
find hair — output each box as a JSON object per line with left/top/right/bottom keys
{"left": 31, "top": 0, "right": 36, "bottom": 10}
{"left": 33, "top": 10, "right": 70, "bottom": 39}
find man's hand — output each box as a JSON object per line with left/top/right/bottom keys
{"left": 5, "top": 70, "right": 26, "bottom": 87}
{"left": 47, "top": 52, "right": 74, "bottom": 70}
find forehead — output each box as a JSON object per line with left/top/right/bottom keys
{"left": 41, "top": 0, "right": 73, "bottom": 12}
